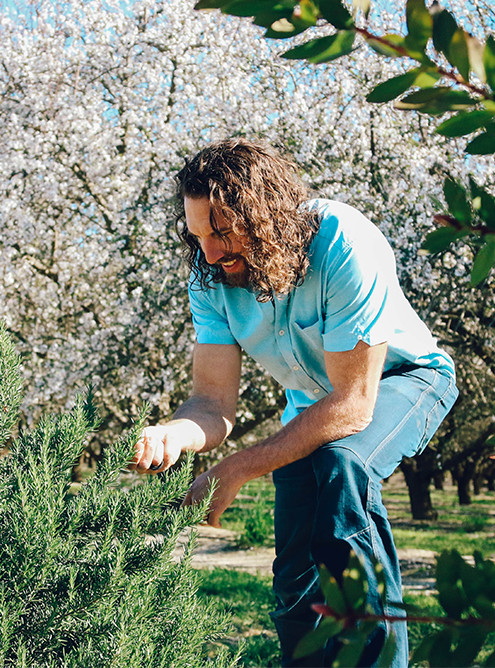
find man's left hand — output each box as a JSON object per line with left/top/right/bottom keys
{"left": 182, "top": 458, "right": 245, "bottom": 528}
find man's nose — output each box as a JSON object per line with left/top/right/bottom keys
{"left": 201, "top": 238, "right": 225, "bottom": 265}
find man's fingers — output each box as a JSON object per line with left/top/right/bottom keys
{"left": 132, "top": 432, "right": 165, "bottom": 474}
{"left": 131, "top": 424, "right": 185, "bottom": 475}
{"left": 206, "top": 508, "right": 222, "bottom": 528}
{"left": 181, "top": 491, "right": 192, "bottom": 507}
{"left": 128, "top": 437, "right": 145, "bottom": 470}
{"left": 148, "top": 437, "right": 165, "bottom": 474}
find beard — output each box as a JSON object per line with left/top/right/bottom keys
{"left": 218, "top": 255, "right": 251, "bottom": 288}
{"left": 224, "top": 269, "right": 250, "bottom": 288}
{"left": 222, "top": 264, "right": 250, "bottom": 288}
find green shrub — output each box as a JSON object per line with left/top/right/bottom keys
{"left": 0, "top": 322, "right": 237, "bottom": 668}
{"left": 462, "top": 514, "right": 489, "bottom": 533}
{"left": 236, "top": 499, "right": 274, "bottom": 549}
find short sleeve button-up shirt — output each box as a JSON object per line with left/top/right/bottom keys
{"left": 188, "top": 199, "right": 455, "bottom": 425}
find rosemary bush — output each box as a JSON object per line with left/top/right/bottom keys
{"left": 0, "top": 322, "right": 236, "bottom": 668}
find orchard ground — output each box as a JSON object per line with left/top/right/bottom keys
{"left": 175, "top": 471, "right": 495, "bottom": 667}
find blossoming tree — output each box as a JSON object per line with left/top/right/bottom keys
{"left": 0, "top": 0, "right": 493, "bottom": 515}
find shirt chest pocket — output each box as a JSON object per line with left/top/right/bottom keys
{"left": 291, "top": 320, "right": 326, "bottom": 371}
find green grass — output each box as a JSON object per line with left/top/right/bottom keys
{"left": 222, "top": 473, "right": 495, "bottom": 557}
{"left": 381, "top": 476, "right": 495, "bottom": 557}
{"left": 220, "top": 478, "right": 275, "bottom": 548}
{"left": 197, "top": 568, "right": 279, "bottom": 667}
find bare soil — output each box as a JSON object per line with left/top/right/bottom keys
{"left": 174, "top": 524, "right": 437, "bottom": 592}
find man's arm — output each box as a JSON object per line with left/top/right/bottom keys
{"left": 129, "top": 342, "right": 242, "bottom": 473}
{"left": 183, "top": 339, "right": 387, "bottom": 526}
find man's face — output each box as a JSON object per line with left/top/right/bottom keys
{"left": 184, "top": 196, "right": 250, "bottom": 288}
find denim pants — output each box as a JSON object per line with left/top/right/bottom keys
{"left": 270, "top": 366, "right": 458, "bottom": 668}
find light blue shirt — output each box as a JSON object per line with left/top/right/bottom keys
{"left": 188, "top": 199, "right": 455, "bottom": 425}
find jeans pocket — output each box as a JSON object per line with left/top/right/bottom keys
{"left": 415, "top": 374, "right": 459, "bottom": 456}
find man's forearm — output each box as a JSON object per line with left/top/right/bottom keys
{"left": 222, "top": 390, "right": 373, "bottom": 482}
{"left": 172, "top": 395, "right": 235, "bottom": 452}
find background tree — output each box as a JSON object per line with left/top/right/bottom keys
{"left": 1, "top": 0, "right": 493, "bottom": 517}
{"left": 0, "top": 0, "right": 289, "bottom": 470}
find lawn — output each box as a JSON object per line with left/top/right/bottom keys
{"left": 197, "top": 471, "right": 495, "bottom": 667}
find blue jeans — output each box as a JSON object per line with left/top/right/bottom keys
{"left": 270, "top": 366, "right": 458, "bottom": 667}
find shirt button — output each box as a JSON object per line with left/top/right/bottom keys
{"left": 279, "top": 329, "right": 285, "bottom": 336}
{"left": 313, "top": 388, "right": 320, "bottom": 394}
{"left": 292, "top": 365, "right": 300, "bottom": 371}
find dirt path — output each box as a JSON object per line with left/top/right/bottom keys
{"left": 174, "top": 525, "right": 437, "bottom": 592}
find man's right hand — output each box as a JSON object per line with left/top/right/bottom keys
{"left": 129, "top": 421, "right": 189, "bottom": 474}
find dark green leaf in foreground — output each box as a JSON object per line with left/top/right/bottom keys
{"left": 405, "top": 0, "right": 432, "bottom": 53}
{"left": 475, "top": 552, "right": 495, "bottom": 597}
{"left": 319, "top": 0, "right": 354, "bottom": 31}
{"left": 367, "top": 68, "right": 439, "bottom": 103}
{"left": 431, "top": 7, "right": 471, "bottom": 79}
{"left": 470, "top": 177, "right": 495, "bottom": 230}
{"left": 222, "top": 0, "right": 283, "bottom": 17}
{"left": 411, "top": 630, "right": 440, "bottom": 665}
{"left": 282, "top": 30, "right": 355, "bottom": 64}
{"left": 472, "top": 593, "right": 495, "bottom": 620}
{"left": 372, "top": 556, "right": 388, "bottom": 603}
{"left": 194, "top": 0, "right": 230, "bottom": 8}
{"left": 448, "top": 28, "right": 470, "bottom": 81}
{"left": 332, "top": 629, "right": 368, "bottom": 667}
{"left": 437, "top": 582, "right": 467, "bottom": 619}
{"left": 450, "top": 627, "right": 489, "bottom": 667}
{"left": 342, "top": 552, "right": 368, "bottom": 612}
{"left": 484, "top": 35, "right": 495, "bottom": 91}
{"left": 444, "top": 177, "right": 472, "bottom": 224}
{"left": 292, "top": 617, "right": 343, "bottom": 659}
{"left": 395, "top": 87, "right": 477, "bottom": 114}
{"left": 376, "top": 632, "right": 397, "bottom": 668}
{"left": 428, "top": 628, "right": 455, "bottom": 668}
{"left": 436, "top": 110, "right": 495, "bottom": 137}
{"left": 437, "top": 549, "right": 464, "bottom": 586}
{"left": 435, "top": 551, "right": 468, "bottom": 618}
{"left": 366, "top": 33, "right": 405, "bottom": 58}
{"left": 470, "top": 236, "right": 495, "bottom": 286}
{"left": 420, "top": 227, "right": 467, "bottom": 255}
{"left": 466, "top": 126, "right": 495, "bottom": 155}
{"left": 367, "top": 70, "right": 422, "bottom": 104}
{"left": 319, "top": 563, "right": 347, "bottom": 615}
{"left": 432, "top": 7, "right": 457, "bottom": 60}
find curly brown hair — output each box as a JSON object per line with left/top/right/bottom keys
{"left": 175, "top": 138, "right": 320, "bottom": 303}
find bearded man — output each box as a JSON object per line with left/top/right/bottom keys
{"left": 130, "top": 138, "right": 458, "bottom": 667}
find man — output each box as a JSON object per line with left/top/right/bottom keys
{"left": 130, "top": 138, "right": 458, "bottom": 667}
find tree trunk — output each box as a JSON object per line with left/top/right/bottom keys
{"left": 473, "top": 473, "right": 483, "bottom": 496}
{"left": 400, "top": 458, "right": 438, "bottom": 520}
{"left": 452, "top": 461, "right": 476, "bottom": 505}
{"left": 433, "top": 470, "right": 444, "bottom": 490}
{"left": 457, "top": 476, "right": 472, "bottom": 505}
